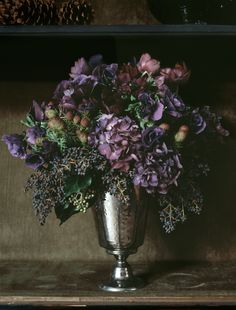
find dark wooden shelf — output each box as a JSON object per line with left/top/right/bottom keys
{"left": 1, "top": 24, "right": 236, "bottom": 37}
{"left": 1, "top": 261, "right": 236, "bottom": 307}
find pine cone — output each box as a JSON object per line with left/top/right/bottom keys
{"left": 0, "top": 0, "right": 59, "bottom": 25}
{"left": 59, "top": 0, "right": 94, "bottom": 25}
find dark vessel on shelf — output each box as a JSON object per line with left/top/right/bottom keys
{"left": 148, "top": 0, "right": 236, "bottom": 24}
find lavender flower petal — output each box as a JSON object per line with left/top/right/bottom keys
{"left": 2, "top": 134, "right": 27, "bottom": 159}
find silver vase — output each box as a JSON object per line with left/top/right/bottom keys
{"left": 94, "top": 186, "right": 148, "bottom": 292}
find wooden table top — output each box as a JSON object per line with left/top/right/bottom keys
{"left": 1, "top": 260, "right": 236, "bottom": 307}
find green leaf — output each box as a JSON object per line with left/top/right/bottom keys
{"left": 55, "top": 174, "right": 93, "bottom": 224}
{"left": 64, "top": 174, "right": 92, "bottom": 198}
{"left": 130, "top": 95, "right": 136, "bottom": 102}
{"left": 40, "top": 121, "right": 48, "bottom": 129}
{"left": 21, "top": 114, "right": 36, "bottom": 127}
{"left": 55, "top": 203, "right": 80, "bottom": 225}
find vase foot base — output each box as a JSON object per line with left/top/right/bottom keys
{"left": 99, "top": 277, "right": 145, "bottom": 292}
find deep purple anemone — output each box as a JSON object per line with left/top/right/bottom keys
{"left": 163, "top": 89, "right": 186, "bottom": 118}
{"left": 142, "top": 126, "right": 165, "bottom": 149}
{"left": 138, "top": 92, "right": 164, "bottom": 121}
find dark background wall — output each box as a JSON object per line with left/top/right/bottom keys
{"left": 0, "top": 0, "right": 236, "bottom": 263}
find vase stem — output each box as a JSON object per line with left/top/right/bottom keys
{"left": 112, "top": 254, "right": 133, "bottom": 284}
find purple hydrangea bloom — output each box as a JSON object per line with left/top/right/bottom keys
{"left": 25, "top": 154, "right": 45, "bottom": 169}
{"left": 26, "top": 126, "right": 45, "bottom": 145}
{"left": 134, "top": 144, "right": 182, "bottom": 194}
{"left": 138, "top": 92, "right": 164, "bottom": 121}
{"left": 163, "top": 89, "right": 186, "bottom": 118}
{"left": 89, "top": 114, "right": 141, "bottom": 172}
{"left": 191, "top": 109, "right": 206, "bottom": 134}
{"left": 142, "top": 126, "right": 165, "bottom": 149}
{"left": 2, "top": 134, "right": 27, "bottom": 159}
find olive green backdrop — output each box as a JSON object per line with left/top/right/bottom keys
{"left": 0, "top": 0, "right": 236, "bottom": 263}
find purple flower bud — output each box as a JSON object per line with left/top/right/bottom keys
{"left": 30, "top": 100, "right": 44, "bottom": 122}
{"left": 2, "top": 134, "right": 27, "bottom": 159}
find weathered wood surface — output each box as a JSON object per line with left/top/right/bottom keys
{"left": 1, "top": 261, "right": 236, "bottom": 306}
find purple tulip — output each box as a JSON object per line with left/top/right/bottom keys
{"left": 2, "top": 134, "right": 27, "bottom": 159}
{"left": 26, "top": 126, "right": 45, "bottom": 145}
{"left": 30, "top": 100, "right": 45, "bottom": 122}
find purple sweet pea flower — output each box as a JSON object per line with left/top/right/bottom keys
{"left": 70, "top": 57, "right": 91, "bottom": 80}
{"left": 26, "top": 126, "right": 45, "bottom": 145}
{"left": 54, "top": 75, "right": 98, "bottom": 110}
{"left": 191, "top": 109, "right": 206, "bottom": 134}
{"left": 73, "top": 75, "right": 98, "bottom": 97}
{"left": 69, "top": 55, "right": 104, "bottom": 81}
{"left": 53, "top": 80, "right": 72, "bottom": 102}
{"left": 2, "top": 134, "right": 27, "bottom": 159}
{"left": 25, "top": 154, "right": 45, "bottom": 169}
{"left": 138, "top": 92, "right": 164, "bottom": 121}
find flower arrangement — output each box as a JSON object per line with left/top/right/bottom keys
{"left": 2, "top": 53, "right": 229, "bottom": 233}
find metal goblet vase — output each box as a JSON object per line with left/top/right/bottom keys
{"left": 94, "top": 187, "right": 148, "bottom": 292}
